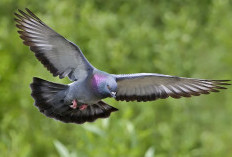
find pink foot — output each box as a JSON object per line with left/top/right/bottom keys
{"left": 70, "top": 99, "right": 77, "bottom": 109}
{"left": 79, "top": 104, "right": 88, "bottom": 110}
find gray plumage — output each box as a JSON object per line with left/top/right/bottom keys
{"left": 15, "top": 8, "right": 230, "bottom": 124}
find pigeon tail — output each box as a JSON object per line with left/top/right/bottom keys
{"left": 51, "top": 101, "right": 119, "bottom": 124}
{"left": 30, "top": 77, "right": 118, "bottom": 124}
{"left": 30, "top": 77, "right": 69, "bottom": 115}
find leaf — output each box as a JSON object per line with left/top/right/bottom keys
{"left": 82, "top": 124, "right": 105, "bottom": 137}
{"left": 54, "top": 140, "right": 70, "bottom": 157}
{"left": 144, "top": 147, "right": 155, "bottom": 157}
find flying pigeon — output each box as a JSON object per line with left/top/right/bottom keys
{"left": 15, "top": 8, "right": 230, "bottom": 124}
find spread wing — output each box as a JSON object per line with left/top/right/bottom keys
{"left": 114, "top": 73, "right": 230, "bottom": 102}
{"left": 15, "top": 8, "right": 94, "bottom": 81}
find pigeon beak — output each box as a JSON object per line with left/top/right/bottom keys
{"left": 110, "top": 92, "right": 116, "bottom": 98}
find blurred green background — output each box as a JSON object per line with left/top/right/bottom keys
{"left": 0, "top": 0, "right": 232, "bottom": 156}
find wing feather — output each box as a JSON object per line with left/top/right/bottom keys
{"left": 15, "top": 8, "right": 94, "bottom": 81}
{"left": 114, "top": 73, "right": 230, "bottom": 102}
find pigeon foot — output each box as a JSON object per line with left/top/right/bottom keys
{"left": 80, "top": 104, "right": 88, "bottom": 110}
{"left": 70, "top": 99, "right": 78, "bottom": 109}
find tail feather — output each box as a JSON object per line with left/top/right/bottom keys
{"left": 48, "top": 101, "right": 118, "bottom": 124}
{"left": 30, "top": 77, "right": 69, "bottom": 112}
{"left": 30, "top": 77, "right": 118, "bottom": 124}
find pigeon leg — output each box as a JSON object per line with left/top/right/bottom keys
{"left": 79, "top": 104, "right": 88, "bottom": 110}
{"left": 70, "top": 99, "right": 78, "bottom": 109}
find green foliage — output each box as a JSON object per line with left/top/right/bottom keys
{"left": 0, "top": 0, "right": 232, "bottom": 156}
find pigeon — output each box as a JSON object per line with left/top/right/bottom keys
{"left": 15, "top": 8, "right": 230, "bottom": 124}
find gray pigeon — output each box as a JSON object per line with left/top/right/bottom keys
{"left": 15, "top": 8, "right": 230, "bottom": 124}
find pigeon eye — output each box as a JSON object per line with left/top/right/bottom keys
{"left": 107, "top": 84, "right": 111, "bottom": 90}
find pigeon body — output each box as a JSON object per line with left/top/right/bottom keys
{"left": 66, "top": 70, "right": 117, "bottom": 104}
{"left": 15, "top": 9, "right": 230, "bottom": 124}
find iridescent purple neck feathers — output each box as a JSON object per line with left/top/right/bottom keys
{"left": 91, "top": 73, "right": 117, "bottom": 98}
{"left": 91, "top": 74, "right": 107, "bottom": 90}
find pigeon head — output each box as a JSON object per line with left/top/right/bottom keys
{"left": 91, "top": 73, "right": 117, "bottom": 98}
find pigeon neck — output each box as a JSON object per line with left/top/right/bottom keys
{"left": 91, "top": 73, "right": 108, "bottom": 97}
